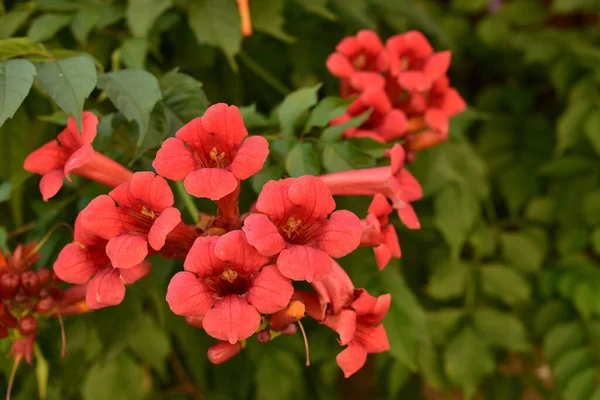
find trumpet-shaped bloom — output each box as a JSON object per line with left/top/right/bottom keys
{"left": 153, "top": 103, "right": 269, "bottom": 200}
{"left": 23, "top": 112, "right": 133, "bottom": 201}
{"left": 79, "top": 172, "right": 189, "bottom": 269}
{"left": 319, "top": 145, "right": 422, "bottom": 229}
{"left": 360, "top": 194, "right": 401, "bottom": 270}
{"left": 53, "top": 214, "right": 151, "bottom": 309}
{"left": 242, "top": 176, "right": 362, "bottom": 282}
{"left": 166, "top": 231, "right": 293, "bottom": 344}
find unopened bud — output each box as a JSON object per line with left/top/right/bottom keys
{"left": 207, "top": 342, "right": 242, "bottom": 364}
{"left": 21, "top": 271, "right": 40, "bottom": 296}
{"left": 269, "top": 299, "right": 306, "bottom": 331}
{"left": 0, "top": 303, "right": 17, "bottom": 328}
{"left": 256, "top": 329, "right": 271, "bottom": 343}
{"left": 18, "top": 315, "right": 38, "bottom": 336}
{"left": 185, "top": 315, "right": 204, "bottom": 329}
{"left": 37, "top": 268, "right": 52, "bottom": 286}
{"left": 0, "top": 325, "right": 7, "bottom": 338}
{"left": 0, "top": 272, "right": 20, "bottom": 299}
{"left": 33, "top": 297, "right": 54, "bottom": 314}
{"left": 281, "top": 324, "right": 298, "bottom": 336}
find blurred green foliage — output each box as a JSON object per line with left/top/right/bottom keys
{"left": 0, "top": 0, "right": 600, "bottom": 399}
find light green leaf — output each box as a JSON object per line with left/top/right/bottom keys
{"left": 304, "top": 96, "right": 347, "bottom": 132}
{"left": 427, "top": 308, "right": 464, "bottom": 346}
{"left": 553, "top": 347, "right": 594, "bottom": 388}
{"left": 552, "top": 0, "right": 597, "bottom": 13}
{"left": 543, "top": 322, "right": 585, "bottom": 364}
{"left": 296, "top": 0, "right": 337, "bottom": 20}
{"left": 120, "top": 37, "right": 148, "bottom": 68}
{"left": 563, "top": 368, "right": 597, "bottom": 400}
{"left": 443, "top": 326, "right": 495, "bottom": 399}
{"left": 0, "top": 38, "right": 49, "bottom": 61}
{"left": 556, "top": 100, "right": 594, "bottom": 153}
{"left": 320, "top": 108, "right": 372, "bottom": 141}
{"left": 251, "top": 0, "right": 295, "bottom": 43}
{"left": 36, "top": 56, "right": 97, "bottom": 131}
{"left": 286, "top": 142, "right": 319, "bottom": 177}
{"left": 583, "top": 190, "right": 600, "bottom": 226}
{"left": 526, "top": 197, "right": 556, "bottom": 224}
{"left": 0, "top": 9, "right": 33, "bottom": 39}
{"left": 426, "top": 260, "right": 469, "bottom": 300}
{"left": 97, "top": 69, "right": 162, "bottom": 148}
{"left": 27, "top": 14, "right": 72, "bottom": 42}
{"left": 278, "top": 83, "right": 321, "bottom": 136}
{"left": 239, "top": 104, "right": 271, "bottom": 129}
{"left": 34, "top": 344, "right": 49, "bottom": 400}
{"left": 500, "top": 232, "right": 544, "bottom": 272}
{"left": 187, "top": 0, "right": 241, "bottom": 70}
{"left": 128, "top": 314, "right": 170, "bottom": 378}
{"left": 321, "top": 141, "right": 375, "bottom": 172}
{"left": 126, "top": 0, "right": 172, "bottom": 37}
{"left": 583, "top": 108, "right": 600, "bottom": 156}
{"left": 70, "top": 7, "right": 100, "bottom": 46}
{"left": 480, "top": 263, "right": 531, "bottom": 306}
{"left": 473, "top": 308, "right": 530, "bottom": 351}
{"left": 0, "top": 59, "right": 36, "bottom": 127}
{"left": 82, "top": 354, "right": 146, "bottom": 400}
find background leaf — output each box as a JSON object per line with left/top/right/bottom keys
{"left": 0, "top": 59, "right": 35, "bottom": 127}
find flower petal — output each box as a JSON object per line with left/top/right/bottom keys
{"left": 229, "top": 135, "right": 269, "bottom": 180}
{"left": 106, "top": 234, "right": 148, "bottom": 269}
{"left": 166, "top": 271, "right": 216, "bottom": 316}
{"left": 373, "top": 245, "right": 392, "bottom": 270}
{"left": 39, "top": 169, "right": 65, "bottom": 202}
{"left": 288, "top": 176, "right": 336, "bottom": 220}
{"left": 85, "top": 268, "right": 125, "bottom": 309}
{"left": 152, "top": 137, "right": 196, "bottom": 181}
{"left": 184, "top": 236, "right": 225, "bottom": 276}
{"left": 336, "top": 309, "right": 357, "bottom": 346}
{"left": 81, "top": 195, "right": 123, "bottom": 239}
{"left": 316, "top": 210, "right": 362, "bottom": 258}
{"left": 382, "top": 225, "right": 401, "bottom": 258}
{"left": 354, "top": 323, "right": 390, "bottom": 353}
{"left": 119, "top": 261, "right": 151, "bottom": 284}
{"left": 255, "top": 178, "right": 296, "bottom": 219}
{"left": 64, "top": 144, "right": 94, "bottom": 180}
{"left": 326, "top": 53, "right": 354, "bottom": 78}
{"left": 202, "top": 295, "right": 261, "bottom": 344}
{"left": 247, "top": 265, "right": 293, "bottom": 314}
{"left": 441, "top": 88, "right": 467, "bottom": 117}
{"left": 397, "top": 204, "right": 420, "bottom": 230}
{"left": 368, "top": 193, "right": 393, "bottom": 217}
{"left": 277, "top": 245, "right": 332, "bottom": 282}
{"left": 201, "top": 103, "right": 248, "bottom": 150}
{"left": 336, "top": 342, "right": 368, "bottom": 378}
{"left": 214, "top": 230, "right": 269, "bottom": 273}
{"left": 398, "top": 71, "right": 431, "bottom": 92}
{"left": 312, "top": 260, "right": 355, "bottom": 315}
{"left": 424, "top": 50, "right": 451, "bottom": 81}
{"left": 183, "top": 168, "right": 238, "bottom": 200}
{"left": 242, "top": 214, "right": 286, "bottom": 257}
{"left": 349, "top": 72, "right": 385, "bottom": 92}
{"left": 128, "top": 171, "right": 174, "bottom": 212}
{"left": 23, "top": 140, "right": 67, "bottom": 175}
{"left": 67, "top": 111, "right": 98, "bottom": 144}
{"left": 53, "top": 243, "right": 103, "bottom": 284}
{"left": 148, "top": 207, "right": 181, "bottom": 250}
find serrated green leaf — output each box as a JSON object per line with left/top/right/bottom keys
{"left": 97, "top": 69, "right": 162, "bottom": 148}
{"left": 321, "top": 141, "right": 375, "bottom": 172}
{"left": 286, "top": 142, "right": 319, "bottom": 177}
{"left": 82, "top": 354, "right": 146, "bottom": 400}
{"left": 500, "top": 232, "right": 544, "bottom": 273}
{"left": 251, "top": 0, "right": 295, "bottom": 43}
{"left": 159, "top": 69, "right": 209, "bottom": 132}
{"left": 443, "top": 326, "right": 495, "bottom": 399}
{"left": 583, "top": 108, "right": 600, "bottom": 156}
{"left": 126, "top": 0, "right": 172, "bottom": 37}
{"left": 543, "top": 322, "right": 585, "bottom": 364}
{"left": 427, "top": 308, "right": 464, "bottom": 346}
{"left": 36, "top": 56, "right": 97, "bottom": 131}
{"left": 426, "top": 260, "right": 469, "bottom": 300}
{"left": 304, "top": 96, "right": 346, "bottom": 132}
{"left": 480, "top": 263, "right": 531, "bottom": 306}
{"left": 27, "top": 14, "right": 72, "bottom": 42}
{"left": 0, "top": 59, "right": 35, "bottom": 127}
{"left": 0, "top": 38, "right": 50, "bottom": 61}
{"left": 473, "top": 308, "right": 530, "bottom": 351}
{"left": 278, "top": 84, "right": 321, "bottom": 136}
{"left": 320, "top": 108, "right": 372, "bottom": 141}
{"left": 187, "top": 0, "right": 241, "bottom": 70}
{"left": 0, "top": 9, "right": 33, "bottom": 39}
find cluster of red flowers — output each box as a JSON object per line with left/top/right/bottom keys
{"left": 327, "top": 30, "right": 466, "bottom": 161}
{"left": 15, "top": 29, "right": 465, "bottom": 380}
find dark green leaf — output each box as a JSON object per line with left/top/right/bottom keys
{"left": 251, "top": 165, "right": 285, "bottom": 193}
{"left": 500, "top": 232, "right": 544, "bottom": 272}
{"left": 543, "top": 322, "right": 585, "bottom": 364}
{"left": 427, "top": 309, "right": 464, "bottom": 346}
{"left": 239, "top": 104, "right": 271, "bottom": 129}
{"left": 563, "top": 368, "right": 597, "bottom": 400}
{"left": 473, "top": 308, "right": 529, "bottom": 351}
{"left": 553, "top": 347, "right": 594, "bottom": 388}
{"left": 0, "top": 9, "right": 33, "bottom": 39}
{"left": 556, "top": 100, "right": 594, "bottom": 153}
{"left": 187, "top": 0, "right": 241, "bottom": 70}
{"left": 36, "top": 56, "right": 97, "bottom": 131}
{"left": 255, "top": 351, "right": 303, "bottom": 400}
{"left": 126, "top": 0, "right": 172, "bottom": 37}
{"left": 426, "top": 260, "right": 469, "bottom": 300}
{"left": 320, "top": 108, "right": 372, "bottom": 141}
{"left": 480, "top": 263, "right": 531, "bottom": 306}
{"left": 97, "top": 69, "right": 162, "bottom": 148}
{"left": 133, "top": 102, "right": 168, "bottom": 161}
{"left": 129, "top": 314, "right": 170, "bottom": 378}
{"left": 251, "top": 0, "right": 295, "bottom": 43}
{"left": 583, "top": 190, "right": 600, "bottom": 226}
{"left": 321, "top": 141, "right": 375, "bottom": 172}
{"left": 304, "top": 96, "right": 347, "bottom": 132}
{"left": 82, "top": 354, "right": 146, "bottom": 400}
{"left": 592, "top": 228, "right": 600, "bottom": 255}
{"left": 0, "top": 59, "right": 36, "bottom": 127}
{"left": 70, "top": 7, "right": 100, "bottom": 45}
{"left": 583, "top": 108, "right": 600, "bottom": 155}
{"left": 286, "top": 142, "right": 319, "bottom": 177}
{"left": 278, "top": 84, "right": 321, "bottom": 136}
{"left": 27, "top": 14, "right": 72, "bottom": 42}
{"left": 526, "top": 197, "right": 556, "bottom": 224}
{"left": 552, "top": 0, "right": 597, "bottom": 13}
{"left": 296, "top": 0, "right": 337, "bottom": 20}
{"left": 120, "top": 37, "right": 148, "bottom": 68}
{"left": 159, "top": 69, "right": 209, "bottom": 132}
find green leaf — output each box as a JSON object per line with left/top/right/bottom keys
{"left": 443, "top": 326, "right": 495, "bottom": 399}
{"left": 553, "top": 347, "right": 594, "bottom": 388}
{"left": 27, "top": 14, "right": 72, "bottom": 42}
{"left": 304, "top": 96, "right": 346, "bottom": 132}
{"left": 0, "top": 59, "right": 36, "bottom": 127}
{"left": 0, "top": 9, "right": 33, "bottom": 39}
{"left": 480, "top": 263, "right": 531, "bottom": 306}
{"left": 120, "top": 37, "right": 148, "bottom": 68}
{"left": 82, "top": 354, "right": 146, "bottom": 400}
{"left": 251, "top": 165, "right": 285, "bottom": 193}
{"left": 552, "top": 0, "right": 597, "bottom": 13}
{"left": 128, "top": 314, "right": 170, "bottom": 378}
{"left": 0, "top": 38, "right": 49, "bottom": 61}
{"left": 70, "top": 7, "right": 100, "bottom": 46}
{"left": 278, "top": 84, "right": 321, "bottom": 136}
{"left": 296, "top": 0, "right": 337, "bottom": 20}
{"left": 500, "top": 232, "right": 544, "bottom": 273}
{"left": 320, "top": 108, "right": 372, "bottom": 142}
{"left": 526, "top": 197, "right": 556, "bottom": 224}
{"left": 539, "top": 156, "right": 594, "bottom": 177}
{"left": 563, "top": 368, "right": 597, "bottom": 400}
{"left": 583, "top": 190, "right": 600, "bottom": 226}
{"left": 498, "top": 0, "right": 547, "bottom": 26}
{"left": 451, "top": 0, "right": 488, "bottom": 12}
{"left": 583, "top": 108, "right": 600, "bottom": 155}
{"left": 97, "top": 69, "right": 162, "bottom": 148}
{"left": 426, "top": 260, "right": 469, "bottom": 300}
{"left": 427, "top": 308, "right": 464, "bottom": 346}
{"left": 473, "top": 308, "right": 530, "bottom": 351}
{"left": 36, "top": 56, "right": 97, "bottom": 131}
{"left": 255, "top": 351, "right": 303, "bottom": 400}
{"left": 592, "top": 228, "right": 600, "bottom": 255}
{"left": 34, "top": 344, "right": 49, "bottom": 400}
{"left": 321, "top": 141, "right": 375, "bottom": 172}
{"left": 187, "top": 0, "right": 241, "bottom": 70}
{"left": 159, "top": 69, "right": 209, "bottom": 131}
{"left": 286, "top": 142, "right": 319, "bottom": 177}
{"left": 133, "top": 102, "right": 168, "bottom": 161}
{"left": 0, "top": 182, "right": 11, "bottom": 202}
{"left": 251, "top": 0, "right": 295, "bottom": 43}
{"left": 556, "top": 100, "right": 594, "bottom": 153}
{"left": 239, "top": 104, "right": 271, "bottom": 129}
{"left": 543, "top": 322, "right": 585, "bottom": 364}
{"left": 126, "top": 0, "right": 172, "bottom": 37}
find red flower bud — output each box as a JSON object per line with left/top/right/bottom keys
{"left": 207, "top": 342, "right": 242, "bottom": 364}
{"left": 280, "top": 324, "right": 298, "bottom": 336}
{"left": 269, "top": 299, "right": 305, "bottom": 331}
{"left": 256, "top": 329, "right": 271, "bottom": 343}
{"left": 0, "top": 303, "right": 17, "bottom": 328}
{"left": 33, "top": 297, "right": 54, "bottom": 314}
{"left": 37, "top": 268, "right": 52, "bottom": 286}
{"left": 21, "top": 271, "right": 40, "bottom": 296}
{"left": 18, "top": 315, "right": 38, "bottom": 336}
{"left": 0, "top": 325, "right": 7, "bottom": 338}
{"left": 0, "top": 272, "right": 20, "bottom": 299}
{"left": 185, "top": 315, "right": 204, "bottom": 329}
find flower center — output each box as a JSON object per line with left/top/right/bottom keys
{"left": 209, "top": 147, "right": 230, "bottom": 168}
{"left": 400, "top": 57, "right": 409, "bottom": 71}
{"left": 279, "top": 216, "right": 321, "bottom": 245}
{"left": 353, "top": 54, "right": 367, "bottom": 70}
{"left": 205, "top": 268, "right": 253, "bottom": 297}
{"left": 140, "top": 207, "right": 157, "bottom": 220}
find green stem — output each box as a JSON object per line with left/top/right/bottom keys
{"left": 175, "top": 181, "right": 199, "bottom": 224}
{"left": 238, "top": 51, "right": 291, "bottom": 96}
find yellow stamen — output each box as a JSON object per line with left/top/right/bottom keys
{"left": 221, "top": 269, "right": 238, "bottom": 283}
{"left": 281, "top": 217, "right": 302, "bottom": 238}
{"left": 141, "top": 207, "right": 156, "bottom": 220}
